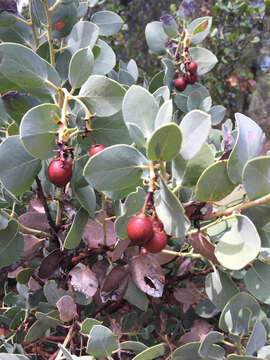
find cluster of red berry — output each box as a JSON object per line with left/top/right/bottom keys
{"left": 174, "top": 60, "right": 198, "bottom": 92}
{"left": 47, "top": 144, "right": 105, "bottom": 188}
{"left": 126, "top": 213, "right": 167, "bottom": 253}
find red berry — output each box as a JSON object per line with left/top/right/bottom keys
{"left": 174, "top": 77, "right": 186, "bottom": 92}
{"left": 185, "top": 71, "right": 197, "bottom": 85}
{"left": 89, "top": 144, "right": 105, "bottom": 157}
{"left": 126, "top": 214, "right": 153, "bottom": 245}
{"left": 47, "top": 158, "right": 73, "bottom": 187}
{"left": 186, "top": 61, "right": 198, "bottom": 73}
{"left": 149, "top": 216, "right": 164, "bottom": 232}
{"left": 144, "top": 231, "right": 167, "bottom": 253}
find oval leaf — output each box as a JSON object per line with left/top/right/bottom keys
{"left": 147, "top": 123, "right": 182, "bottom": 161}
{"left": 243, "top": 156, "right": 270, "bottom": 200}
{"left": 189, "top": 47, "right": 218, "bottom": 75}
{"left": 20, "top": 103, "right": 59, "bottom": 159}
{"left": 196, "top": 160, "right": 236, "bottom": 201}
{"left": 91, "top": 11, "right": 123, "bottom": 36}
{"left": 79, "top": 75, "right": 125, "bottom": 117}
{"left": 179, "top": 110, "right": 211, "bottom": 160}
{"left": 84, "top": 145, "right": 147, "bottom": 192}
{"left": 227, "top": 113, "right": 264, "bottom": 184}
{"left": 86, "top": 325, "right": 117, "bottom": 358}
{"left": 145, "top": 21, "right": 167, "bottom": 55}
{"left": 0, "top": 136, "right": 41, "bottom": 195}
{"left": 69, "top": 47, "right": 94, "bottom": 89}
{"left": 215, "top": 215, "right": 261, "bottom": 270}
{"left": 64, "top": 208, "right": 89, "bottom": 249}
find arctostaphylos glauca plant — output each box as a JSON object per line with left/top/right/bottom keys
{"left": 0, "top": 0, "right": 270, "bottom": 359}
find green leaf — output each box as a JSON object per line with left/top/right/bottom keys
{"left": 123, "top": 85, "right": 159, "bottom": 138}
{"left": 196, "top": 160, "right": 236, "bottom": 201}
{"left": 114, "top": 187, "right": 145, "bottom": 239}
{"left": 179, "top": 110, "right": 211, "bottom": 160}
{"left": 162, "top": 58, "right": 175, "bottom": 87}
{"left": 209, "top": 105, "right": 226, "bottom": 125}
{"left": 147, "top": 123, "right": 182, "bottom": 161}
{"left": 86, "top": 325, "right": 117, "bottom": 357}
{"left": 188, "top": 17, "right": 212, "bottom": 45}
{"left": 120, "top": 341, "right": 148, "bottom": 355}
{"left": 69, "top": 47, "right": 94, "bottom": 89}
{"left": 258, "top": 345, "right": 270, "bottom": 359}
{"left": 73, "top": 184, "right": 96, "bottom": 218}
{"left": 215, "top": 214, "right": 261, "bottom": 270}
{"left": 64, "top": 208, "right": 89, "bottom": 249}
{"left": 127, "top": 59, "right": 138, "bottom": 82}
{"left": 173, "top": 143, "right": 215, "bottom": 187}
{"left": 187, "top": 90, "right": 204, "bottom": 111}
{"left": 126, "top": 123, "right": 146, "bottom": 148}
{"left": 246, "top": 320, "right": 266, "bottom": 356}
{"left": 228, "top": 113, "right": 264, "bottom": 184}
{"left": 0, "top": 136, "right": 41, "bottom": 195}
{"left": 0, "top": 43, "right": 60, "bottom": 99}
{"left": 154, "top": 176, "right": 190, "bottom": 237}
{"left": 219, "top": 292, "right": 260, "bottom": 335}
{"left": 16, "top": 268, "right": 35, "bottom": 284}
{"left": 0, "top": 221, "right": 23, "bottom": 269}
{"left": 124, "top": 277, "right": 148, "bottom": 311}
{"left": 51, "top": 2, "right": 77, "bottom": 39}
{"left": 172, "top": 342, "right": 224, "bottom": 360}
{"left": 161, "top": 14, "right": 178, "bottom": 38}
{"left": 174, "top": 83, "right": 209, "bottom": 113}
{"left": 83, "top": 145, "right": 147, "bottom": 192}
{"left": 205, "top": 269, "right": 239, "bottom": 310}
{"left": 148, "top": 71, "right": 165, "bottom": 93}
{"left": 25, "top": 311, "right": 62, "bottom": 342}
{"left": 133, "top": 343, "right": 165, "bottom": 360}
{"left": 118, "top": 69, "right": 135, "bottom": 87}
{"left": 20, "top": 104, "right": 59, "bottom": 160}
{"left": 79, "top": 75, "right": 126, "bottom": 117}
{"left": 93, "top": 39, "right": 116, "bottom": 75}
{"left": 198, "top": 331, "right": 224, "bottom": 358}
{"left": 243, "top": 156, "right": 270, "bottom": 200}
{"left": 44, "top": 280, "right": 70, "bottom": 306}
{"left": 244, "top": 260, "right": 270, "bottom": 304}
{"left": 243, "top": 205, "right": 270, "bottom": 248}
{"left": 91, "top": 11, "right": 123, "bottom": 36}
{"left": 155, "top": 99, "right": 173, "bottom": 128}
{"left": 81, "top": 318, "right": 102, "bottom": 334}
{"left": 145, "top": 21, "right": 167, "bottom": 55}
{"left": 66, "top": 21, "right": 99, "bottom": 54}
{"left": 189, "top": 47, "right": 218, "bottom": 75}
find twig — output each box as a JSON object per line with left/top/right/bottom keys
{"left": 35, "top": 176, "right": 58, "bottom": 238}
{"left": 55, "top": 325, "right": 75, "bottom": 360}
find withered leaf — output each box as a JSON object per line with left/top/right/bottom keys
{"left": 110, "top": 238, "right": 130, "bottom": 262}
{"left": 178, "top": 319, "right": 213, "bottom": 346}
{"left": 38, "top": 249, "right": 63, "bottom": 279}
{"left": 83, "top": 217, "right": 117, "bottom": 249}
{"left": 130, "top": 254, "right": 165, "bottom": 298}
{"left": 92, "top": 259, "right": 109, "bottom": 285}
{"left": 189, "top": 232, "right": 219, "bottom": 264}
{"left": 56, "top": 295, "right": 77, "bottom": 323}
{"left": 100, "top": 265, "right": 129, "bottom": 304}
{"left": 69, "top": 264, "right": 98, "bottom": 298}
{"left": 21, "top": 234, "right": 44, "bottom": 260}
{"left": 173, "top": 287, "right": 201, "bottom": 305}
{"left": 19, "top": 212, "right": 50, "bottom": 234}
{"left": 153, "top": 245, "right": 176, "bottom": 265}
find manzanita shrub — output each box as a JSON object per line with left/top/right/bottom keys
{"left": 0, "top": 1, "right": 270, "bottom": 359}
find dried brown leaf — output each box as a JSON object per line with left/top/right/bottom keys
{"left": 178, "top": 319, "right": 213, "bottom": 346}
{"left": 83, "top": 217, "right": 117, "bottom": 249}
{"left": 189, "top": 232, "right": 219, "bottom": 264}
{"left": 19, "top": 212, "right": 50, "bottom": 234}
{"left": 130, "top": 254, "right": 165, "bottom": 297}
{"left": 69, "top": 264, "right": 98, "bottom": 298}
{"left": 21, "top": 234, "right": 44, "bottom": 260}
{"left": 173, "top": 287, "right": 201, "bottom": 305}
{"left": 100, "top": 265, "right": 129, "bottom": 303}
{"left": 38, "top": 249, "right": 63, "bottom": 279}
{"left": 152, "top": 245, "right": 176, "bottom": 265}
{"left": 56, "top": 295, "right": 77, "bottom": 323}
